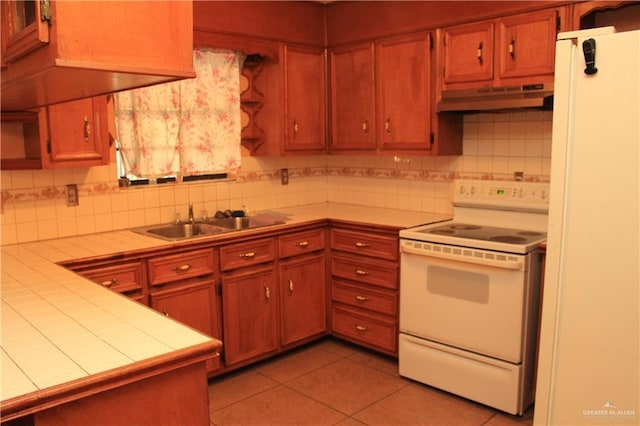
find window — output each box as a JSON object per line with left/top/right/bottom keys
{"left": 114, "top": 48, "right": 246, "bottom": 184}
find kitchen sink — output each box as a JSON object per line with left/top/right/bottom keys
{"left": 132, "top": 214, "right": 287, "bottom": 241}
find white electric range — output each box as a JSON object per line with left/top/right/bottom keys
{"left": 398, "top": 179, "right": 549, "bottom": 415}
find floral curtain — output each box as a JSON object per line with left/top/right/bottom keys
{"left": 114, "top": 49, "right": 245, "bottom": 178}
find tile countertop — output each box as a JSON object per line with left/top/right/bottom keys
{"left": 0, "top": 203, "right": 449, "bottom": 414}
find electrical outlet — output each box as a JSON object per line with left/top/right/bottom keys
{"left": 281, "top": 168, "right": 289, "bottom": 185}
{"left": 66, "top": 184, "right": 79, "bottom": 206}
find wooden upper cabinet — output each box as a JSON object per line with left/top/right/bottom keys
{"left": 1, "top": 95, "right": 110, "bottom": 169}
{"left": 376, "top": 33, "right": 432, "bottom": 152}
{"left": 496, "top": 9, "right": 560, "bottom": 81}
{"left": 283, "top": 45, "right": 326, "bottom": 153}
{"left": 330, "top": 32, "right": 461, "bottom": 155}
{"left": 1, "top": 0, "right": 195, "bottom": 111}
{"left": 572, "top": 1, "right": 640, "bottom": 31}
{"left": 1, "top": 0, "right": 49, "bottom": 65}
{"left": 442, "top": 22, "right": 494, "bottom": 85}
{"left": 44, "top": 96, "right": 110, "bottom": 168}
{"left": 441, "top": 8, "right": 565, "bottom": 90}
{"left": 330, "top": 43, "right": 376, "bottom": 151}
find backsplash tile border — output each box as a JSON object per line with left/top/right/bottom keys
{"left": 1, "top": 167, "right": 549, "bottom": 207}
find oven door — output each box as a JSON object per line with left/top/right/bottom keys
{"left": 399, "top": 239, "right": 533, "bottom": 363}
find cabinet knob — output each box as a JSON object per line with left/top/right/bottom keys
{"left": 362, "top": 119, "right": 369, "bottom": 135}
{"left": 477, "top": 41, "right": 484, "bottom": 65}
{"left": 83, "top": 116, "right": 91, "bottom": 142}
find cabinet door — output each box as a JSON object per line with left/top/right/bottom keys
{"left": 1, "top": 0, "right": 49, "bottom": 64}
{"left": 376, "top": 33, "right": 432, "bottom": 151}
{"left": 150, "top": 279, "right": 221, "bottom": 373}
{"left": 497, "top": 9, "right": 559, "bottom": 80}
{"left": 44, "top": 96, "right": 110, "bottom": 168}
{"left": 330, "top": 43, "right": 376, "bottom": 151}
{"left": 221, "top": 266, "right": 278, "bottom": 366}
{"left": 283, "top": 45, "right": 326, "bottom": 153}
{"left": 442, "top": 21, "right": 494, "bottom": 85}
{"left": 279, "top": 254, "right": 326, "bottom": 347}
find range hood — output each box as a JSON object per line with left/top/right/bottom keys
{"left": 437, "top": 83, "right": 554, "bottom": 112}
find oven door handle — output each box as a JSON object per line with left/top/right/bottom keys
{"left": 400, "top": 245, "right": 524, "bottom": 271}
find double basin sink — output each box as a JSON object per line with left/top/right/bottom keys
{"left": 132, "top": 214, "right": 287, "bottom": 241}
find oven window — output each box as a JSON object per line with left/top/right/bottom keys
{"left": 427, "top": 266, "right": 489, "bottom": 304}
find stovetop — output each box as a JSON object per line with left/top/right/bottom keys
{"left": 400, "top": 221, "right": 547, "bottom": 254}
{"left": 421, "top": 223, "right": 546, "bottom": 245}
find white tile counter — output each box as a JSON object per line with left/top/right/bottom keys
{"left": 0, "top": 202, "right": 448, "bottom": 420}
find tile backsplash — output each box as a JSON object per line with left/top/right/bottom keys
{"left": 1, "top": 111, "right": 552, "bottom": 245}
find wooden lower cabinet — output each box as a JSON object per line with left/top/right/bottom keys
{"left": 331, "top": 304, "right": 397, "bottom": 354}
{"left": 220, "top": 266, "right": 279, "bottom": 367}
{"left": 329, "top": 226, "right": 400, "bottom": 356}
{"left": 279, "top": 253, "right": 326, "bottom": 347}
{"left": 70, "top": 259, "right": 147, "bottom": 304}
{"left": 150, "top": 280, "right": 221, "bottom": 373}
{"left": 147, "top": 248, "right": 221, "bottom": 374}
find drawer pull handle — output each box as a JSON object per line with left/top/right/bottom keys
{"left": 355, "top": 269, "right": 369, "bottom": 276}
{"left": 100, "top": 278, "right": 117, "bottom": 287}
{"left": 83, "top": 116, "right": 91, "bottom": 141}
{"left": 477, "top": 41, "right": 484, "bottom": 65}
{"left": 163, "top": 308, "right": 169, "bottom": 317}
{"left": 239, "top": 252, "right": 256, "bottom": 258}
{"left": 288, "top": 277, "right": 294, "bottom": 293}
{"left": 355, "top": 242, "right": 370, "bottom": 248}
{"left": 174, "top": 264, "right": 192, "bottom": 273}
{"left": 384, "top": 117, "right": 391, "bottom": 136}
{"left": 355, "top": 295, "right": 369, "bottom": 302}
{"left": 509, "top": 37, "right": 516, "bottom": 59}
{"left": 297, "top": 241, "right": 309, "bottom": 248}
{"left": 362, "top": 119, "right": 369, "bottom": 135}
{"left": 264, "top": 283, "right": 271, "bottom": 300}
{"left": 355, "top": 325, "right": 369, "bottom": 332}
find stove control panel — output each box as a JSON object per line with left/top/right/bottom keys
{"left": 454, "top": 180, "right": 550, "bottom": 212}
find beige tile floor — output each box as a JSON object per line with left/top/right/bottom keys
{"left": 207, "top": 337, "right": 535, "bottom": 426}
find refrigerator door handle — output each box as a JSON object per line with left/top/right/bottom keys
{"left": 582, "top": 38, "right": 598, "bottom": 75}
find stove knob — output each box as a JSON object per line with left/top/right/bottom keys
{"left": 470, "top": 186, "right": 476, "bottom": 195}
{"left": 459, "top": 185, "right": 466, "bottom": 195}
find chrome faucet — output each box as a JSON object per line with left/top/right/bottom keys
{"left": 188, "top": 203, "right": 194, "bottom": 223}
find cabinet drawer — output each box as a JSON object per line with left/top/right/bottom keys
{"left": 331, "top": 229, "right": 398, "bottom": 261}
{"left": 332, "top": 305, "right": 397, "bottom": 354}
{"left": 331, "top": 254, "right": 398, "bottom": 290}
{"left": 279, "top": 228, "right": 325, "bottom": 258}
{"left": 148, "top": 249, "right": 215, "bottom": 286}
{"left": 220, "top": 238, "right": 276, "bottom": 271}
{"left": 78, "top": 261, "right": 145, "bottom": 295}
{"left": 332, "top": 279, "right": 397, "bottom": 316}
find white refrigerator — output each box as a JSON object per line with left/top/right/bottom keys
{"left": 534, "top": 28, "right": 639, "bottom": 425}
